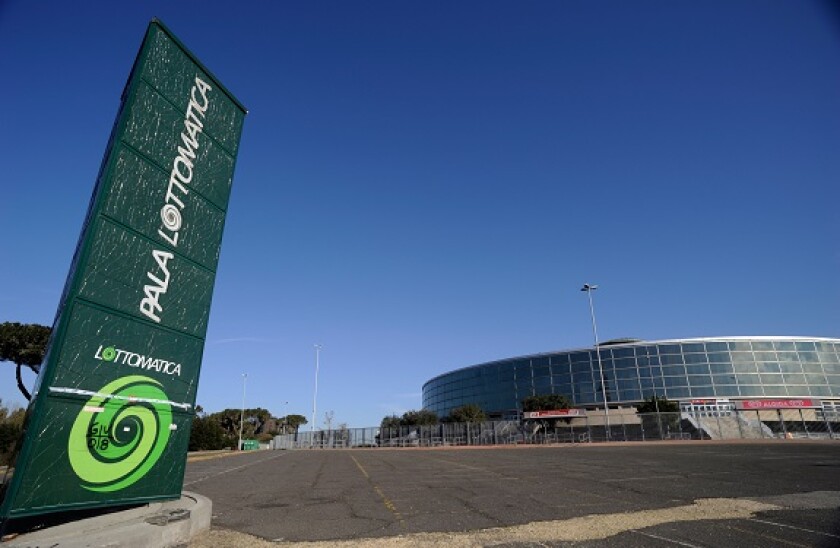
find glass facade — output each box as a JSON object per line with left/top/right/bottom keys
{"left": 422, "top": 337, "right": 840, "bottom": 418}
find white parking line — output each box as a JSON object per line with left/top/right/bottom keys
{"left": 604, "top": 475, "right": 684, "bottom": 482}
{"left": 631, "top": 529, "right": 702, "bottom": 547}
{"left": 184, "top": 452, "right": 286, "bottom": 486}
{"left": 748, "top": 517, "right": 840, "bottom": 540}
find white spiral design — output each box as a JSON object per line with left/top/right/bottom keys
{"left": 160, "top": 204, "right": 182, "bottom": 232}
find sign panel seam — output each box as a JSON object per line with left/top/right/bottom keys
{"left": 138, "top": 75, "right": 242, "bottom": 160}
{"left": 110, "top": 142, "right": 228, "bottom": 216}
{"left": 94, "top": 216, "right": 217, "bottom": 276}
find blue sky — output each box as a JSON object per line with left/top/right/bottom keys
{"left": 1, "top": 1, "right": 838, "bottom": 428}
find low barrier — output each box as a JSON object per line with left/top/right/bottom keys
{"left": 272, "top": 410, "right": 839, "bottom": 449}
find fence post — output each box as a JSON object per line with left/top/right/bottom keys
{"left": 800, "top": 409, "right": 809, "bottom": 439}
{"left": 603, "top": 410, "right": 608, "bottom": 443}
{"left": 778, "top": 409, "right": 788, "bottom": 439}
{"left": 620, "top": 412, "right": 627, "bottom": 441}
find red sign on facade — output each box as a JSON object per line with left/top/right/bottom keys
{"left": 523, "top": 409, "right": 584, "bottom": 419}
{"left": 736, "top": 399, "right": 819, "bottom": 410}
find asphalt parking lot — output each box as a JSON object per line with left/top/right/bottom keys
{"left": 185, "top": 441, "right": 840, "bottom": 547}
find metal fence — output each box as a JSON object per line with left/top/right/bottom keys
{"left": 272, "top": 409, "right": 839, "bottom": 449}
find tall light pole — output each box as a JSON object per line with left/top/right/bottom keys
{"left": 312, "top": 344, "right": 321, "bottom": 433}
{"left": 581, "top": 283, "right": 610, "bottom": 439}
{"left": 279, "top": 400, "right": 289, "bottom": 434}
{"left": 238, "top": 373, "right": 247, "bottom": 450}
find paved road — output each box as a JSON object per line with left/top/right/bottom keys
{"left": 185, "top": 441, "right": 840, "bottom": 546}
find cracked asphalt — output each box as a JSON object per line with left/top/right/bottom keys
{"left": 184, "top": 441, "right": 840, "bottom": 546}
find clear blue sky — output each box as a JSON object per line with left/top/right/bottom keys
{"left": 1, "top": 1, "right": 838, "bottom": 427}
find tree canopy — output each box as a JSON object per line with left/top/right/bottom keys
{"left": 207, "top": 407, "right": 273, "bottom": 441}
{"left": 380, "top": 414, "right": 401, "bottom": 429}
{"left": 188, "top": 414, "right": 230, "bottom": 451}
{"left": 0, "top": 400, "right": 26, "bottom": 465}
{"left": 636, "top": 395, "right": 679, "bottom": 414}
{"left": 0, "top": 322, "right": 51, "bottom": 400}
{"left": 400, "top": 409, "right": 439, "bottom": 426}
{"left": 189, "top": 407, "right": 309, "bottom": 450}
{"left": 522, "top": 394, "right": 571, "bottom": 412}
{"left": 281, "top": 414, "right": 308, "bottom": 434}
{"left": 446, "top": 404, "right": 486, "bottom": 423}
{"left": 379, "top": 409, "right": 439, "bottom": 428}
{"left": 0, "top": 322, "right": 51, "bottom": 371}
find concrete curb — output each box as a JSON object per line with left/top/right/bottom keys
{"left": 3, "top": 491, "right": 211, "bottom": 548}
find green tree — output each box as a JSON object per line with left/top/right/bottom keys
{"left": 250, "top": 408, "right": 273, "bottom": 435}
{"left": 188, "top": 414, "right": 228, "bottom": 451}
{"left": 0, "top": 322, "right": 51, "bottom": 401}
{"left": 0, "top": 400, "right": 26, "bottom": 466}
{"left": 209, "top": 407, "right": 271, "bottom": 441}
{"left": 447, "top": 404, "right": 486, "bottom": 424}
{"left": 522, "top": 394, "right": 571, "bottom": 412}
{"left": 400, "top": 409, "right": 439, "bottom": 426}
{"left": 636, "top": 396, "right": 679, "bottom": 414}
{"left": 282, "top": 414, "right": 308, "bottom": 435}
{"left": 380, "top": 414, "right": 401, "bottom": 429}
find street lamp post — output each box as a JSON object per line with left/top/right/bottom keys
{"left": 279, "top": 400, "right": 289, "bottom": 434}
{"left": 238, "top": 373, "right": 247, "bottom": 451}
{"left": 581, "top": 283, "right": 610, "bottom": 440}
{"left": 312, "top": 344, "right": 321, "bottom": 434}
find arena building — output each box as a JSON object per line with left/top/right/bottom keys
{"left": 422, "top": 337, "right": 840, "bottom": 420}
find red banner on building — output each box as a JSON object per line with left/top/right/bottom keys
{"left": 523, "top": 409, "right": 584, "bottom": 419}
{"left": 736, "top": 399, "right": 819, "bottom": 410}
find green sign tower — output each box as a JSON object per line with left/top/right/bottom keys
{"left": 0, "top": 19, "right": 246, "bottom": 526}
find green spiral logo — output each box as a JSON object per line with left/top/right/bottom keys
{"left": 69, "top": 375, "right": 172, "bottom": 492}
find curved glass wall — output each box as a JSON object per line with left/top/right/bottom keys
{"left": 422, "top": 337, "right": 840, "bottom": 418}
